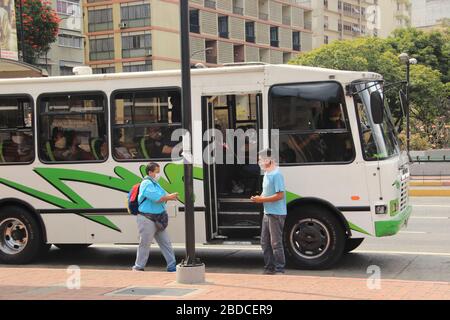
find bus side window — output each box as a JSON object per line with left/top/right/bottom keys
{"left": 38, "top": 93, "right": 108, "bottom": 163}
{"left": 270, "top": 82, "right": 355, "bottom": 165}
{"left": 0, "top": 97, "right": 34, "bottom": 164}
{"left": 111, "top": 89, "right": 182, "bottom": 161}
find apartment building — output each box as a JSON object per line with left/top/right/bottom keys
{"left": 376, "top": 0, "right": 411, "bottom": 38}
{"left": 307, "top": 0, "right": 375, "bottom": 48}
{"left": 37, "top": 0, "right": 85, "bottom": 76}
{"left": 411, "top": 0, "right": 449, "bottom": 31}
{"left": 83, "top": 0, "right": 314, "bottom": 73}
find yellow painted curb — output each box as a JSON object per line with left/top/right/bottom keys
{"left": 410, "top": 181, "right": 446, "bottom": 186}
{"left": 410, "top": 189, "right": 450, "bottom": 197}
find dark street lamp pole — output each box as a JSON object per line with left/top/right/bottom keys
{"left": 399, "top": 53, "right": 417, "bottom": 153}
{"left": 179, "top": 0, "right": 198, "bottom": 267}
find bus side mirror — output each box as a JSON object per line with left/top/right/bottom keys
{"left": 370, "top": 91, "right": 384, "bottom": 124}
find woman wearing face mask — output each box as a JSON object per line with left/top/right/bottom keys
{"left": 132, "top": 162, "right": 179, "bottom": 272}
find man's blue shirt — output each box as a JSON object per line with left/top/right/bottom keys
{"left": 138, "top": 177, "right": 166, "bottom": 214}
{"left": 261, "top": 168, "right": 287, "bottom": 215}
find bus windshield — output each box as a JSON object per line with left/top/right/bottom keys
{"left": 353, "top": 81, "right": 400, "bottom": 161}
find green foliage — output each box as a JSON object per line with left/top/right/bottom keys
{"left": 398, "top": 132, "right": 432, "bottom": 151}
{"left": 388, "top": 27, "right": 450, "bottom": 83}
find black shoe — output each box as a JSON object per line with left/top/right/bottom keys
{"left": 275, "top": 270, "right": 285, "bottom": 275}
{"left": 263, "top": 269, "right": 276, "bottom": 275}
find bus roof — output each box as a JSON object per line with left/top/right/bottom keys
{"left": 0, "top": 64, "right": 382, "bottom": 87}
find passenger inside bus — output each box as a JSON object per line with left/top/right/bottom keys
{"left": 141, "top": 126, "right": 179, "bottom": 159}
{"left": 321, "top": 103, "right": 353, "bottom": 161}
{"left": 66, "top": 130, "right": 95, "bottom": 161}
{"left": 113, "top": 130, "right": 133, "bottom": 159}
{"left": 0, "top": 131, "right": 33, "bottom": 163}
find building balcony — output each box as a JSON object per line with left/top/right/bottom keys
{"left": 233, "top": 6, "right": 244, "bottom": 15}
{"left": 246, "top": 35, "right": 256, "bottom": 43}
{"left": 204, "top": 0, "right": 216, "bottom": 9}
{"left": 190, "top": 24, "right": 200, "bottom": 33}
{"left": 259, "top": 12, "right": 269, "bottom": 21}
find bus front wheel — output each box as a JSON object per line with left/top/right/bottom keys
{"left": 344, "top": 238, "right": 364, "bottom": 254}
{"left": 0, "top": 206, "right": 45, "bottom": 264}
{"left": 284, "top": 207, "right": 346, "bottom": 270}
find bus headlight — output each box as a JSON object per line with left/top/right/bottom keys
{"left": 375, "top": 205, "right": 387, "bottom": 215}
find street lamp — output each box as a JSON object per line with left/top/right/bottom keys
{"left": 398, "top": 52, "right": 417, "bottom": 154}
{"left": 176, "top": 0, "right": 205, "bottom": 284}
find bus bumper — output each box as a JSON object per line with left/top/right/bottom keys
{"left": 374, "top": 205, "right": 412, "bottom": 237}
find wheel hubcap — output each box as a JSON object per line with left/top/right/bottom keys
{"left": 0, "top": 218, "right": 29, "bottom": 255}
{"left": 290, "top": 218, "right": 330, "bottom": 259}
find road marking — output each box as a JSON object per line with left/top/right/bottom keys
{"left": 354, "top": 250, "right": 450, "bottom": 257}
{"left": 399, "top": 231, "right": 427, "bottom": 234}
{"left": 412, "top": 204, "right": 450, "bottom": 208}
{"left": 410, "top": 216, "right": 448, "bottom": 220}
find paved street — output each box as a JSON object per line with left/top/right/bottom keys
{"left": 0, "top": 196, "right": 449, "bottom": 299}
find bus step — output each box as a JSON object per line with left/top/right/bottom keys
{"left": 218, "top": 211, "right": 261, "bottom": 215}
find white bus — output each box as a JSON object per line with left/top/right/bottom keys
{"left": 0, "top": 64, "right": 411, "bottom": 269}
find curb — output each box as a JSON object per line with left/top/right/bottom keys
{"left": 409, "top": 189, "right": 450, "bottom": 197}
{"left": 410, "top": 181, "right": 450, "bottom": 186}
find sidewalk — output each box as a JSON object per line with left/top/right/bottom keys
{"left": 0, "top": 267, "right": 448, "bottom": 300}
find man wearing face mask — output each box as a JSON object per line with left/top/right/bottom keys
{"left": 132, "top": 162, "right": 179, "bottom": 272}
{"left": 251, "top": 149, "right": 287, "bottom": 275}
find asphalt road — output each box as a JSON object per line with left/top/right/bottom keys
{"left": 1, "top": 197, "right": 449, "bottom": 282}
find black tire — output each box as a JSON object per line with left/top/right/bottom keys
{"left": 54, "top": 244, "right": 92, "bottom": 250}
{"left": 0, "top": 206, "right": 45, "bottom": 264}
{"left": 344, "top": 238, "right": 364, "bottom": 254}
{"left": 283, "top": 206, "right": 346, "bottom": 270}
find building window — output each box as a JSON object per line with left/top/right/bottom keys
{"left": 59, "top": 66, "right": 74, "bottom": 76}
{"left": 324, "top": 35, "right": 329, "bottom": 44}
{"left": 292, "top": 31, "right": 300, "bottom": 51}
{"left": 190, "top": 9, "right": 200, "bottom": 33}
{"left": 122, "top": 61, "right": 152, "bottom": 72}
{"left": 58, "top": 34, "right": 82, "bottom": 49}
{"left": 38, "top": 93, "right": 108, "bottom": 163}
{"left": 111, "top": 89, "right": 182, "bottom": 160}
{"left": 245, "top": 21, "right": 255, "bottom": 43}
{"left": 89, "top": 37, "right": 114, "bottom": 61}
{"left": 270, "top": 26, "right": 279, "bottom": 47}
{"left": 0, "top": 96, "right": 34, "bottom": 164}
{"left": 88, "top": 8, "right": 113, "bottom": 32}
{"left": 120, "top": 4, "right": 151, "bottom": 28}
{"left": 122, "top": 33, "right": 151, "bottom": 58}
{"left": 56, "top": 0, "right": 80, "bottom": 16}
{"left": 218, "top": 16, "right": 229, "bottom": 38}
{"left": 93, "top": 66, "right": 115, "bottom": 74}
{"left": 270, "top": 82, "right": 354, "bottom": 164}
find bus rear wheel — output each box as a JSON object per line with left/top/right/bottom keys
{"left": 0, "top": 206, "right": 45, "bottom": 264}
{"left": 54, "top": 244, "right": 92, "bottom": 251}
{"left": 344, "top": 238, "right": 364, "bottom": 254}
{"left": 284, "top": 206, "right": 346, "bottom": 270}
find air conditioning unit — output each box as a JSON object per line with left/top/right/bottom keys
{"left": 119, "top": 22, "right": 128, "bottom": 29}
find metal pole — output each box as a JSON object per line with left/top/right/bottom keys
{"left": 179, "top": 0, "right": 197, "bottom": 267}
{"left": 406, "top": 62, "right": 410, "bottom": 154}
{"left": 18, "top": 0, "right": 26, "bottom": 62}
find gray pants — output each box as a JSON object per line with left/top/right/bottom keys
{"left": 261, "top": 214, "right": 286, "bottom": 272}
{"left": 134, "top": 214, "right": 176, "bottom": 270}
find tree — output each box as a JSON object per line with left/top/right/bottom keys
{"left": 388, "top": 27, "right": 450, "bottom": 83}
{"left": 15, "top": 0, "right": 60, "bottom": 64}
